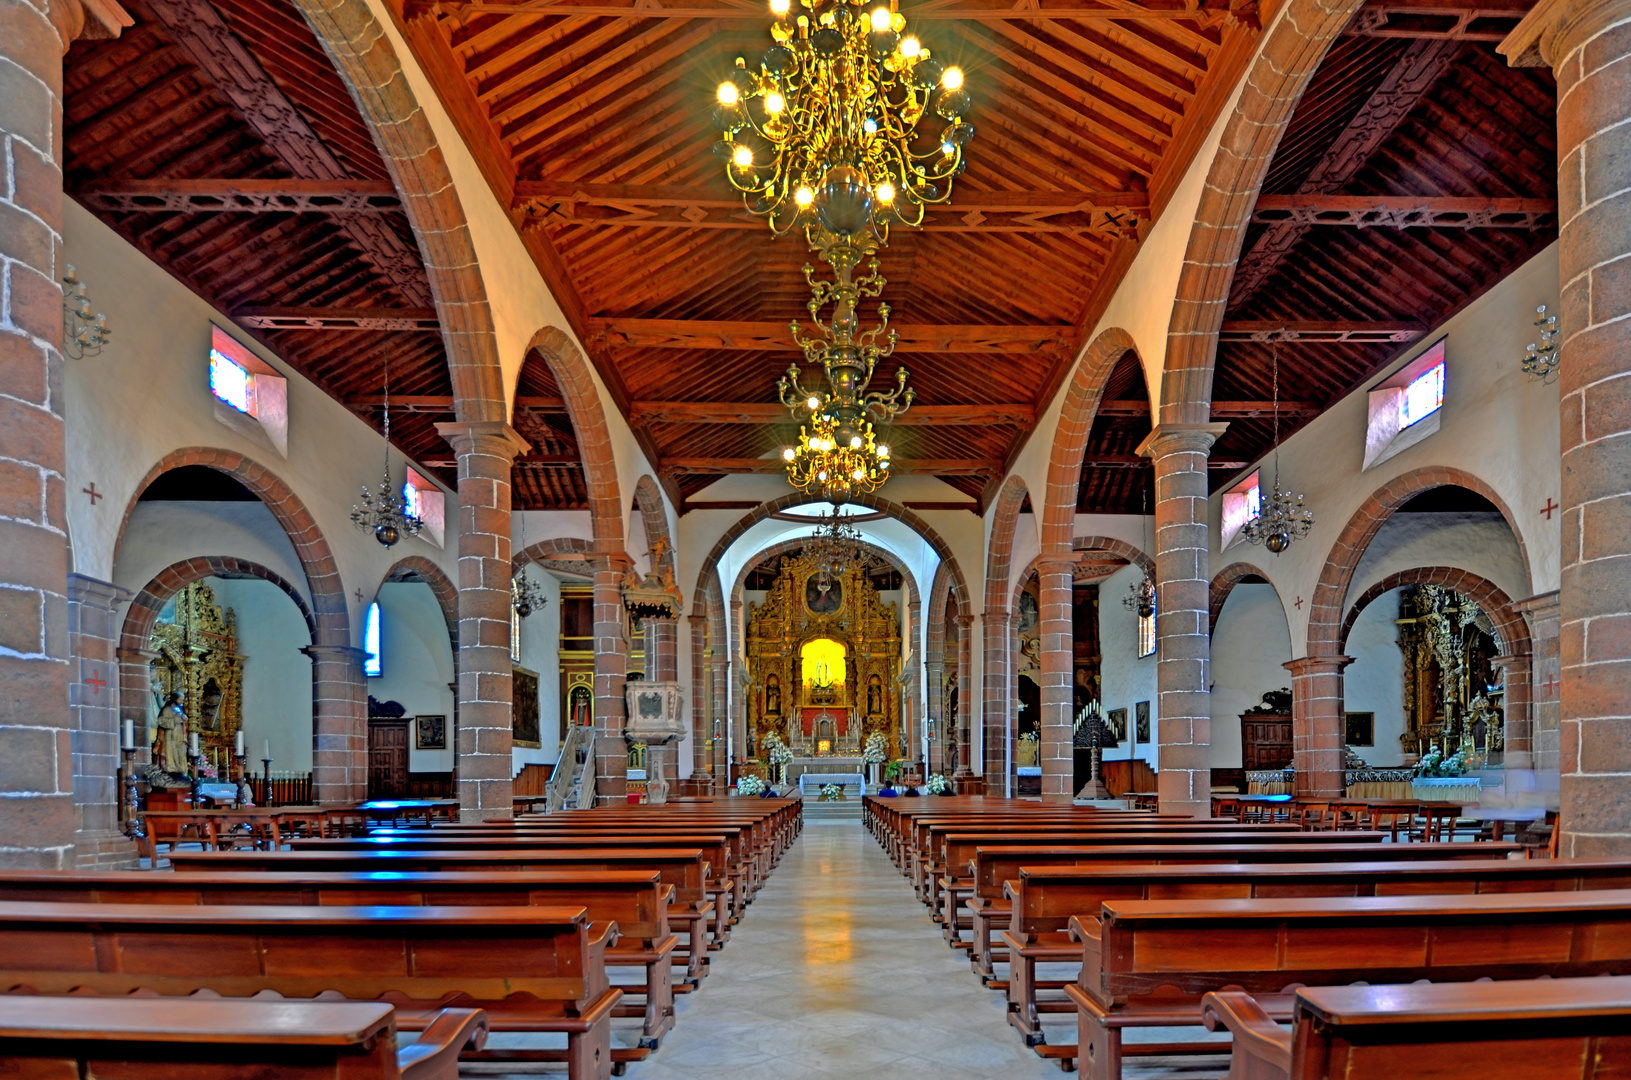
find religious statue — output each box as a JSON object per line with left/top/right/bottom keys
{"left": 866, "top": 674, "right": 883, "bottom": 716}
{"left": 765, "top": 674, "right": 781, "bottom": 715}
{"left": 146, "top": 692, "right": 192, "bottom": 789}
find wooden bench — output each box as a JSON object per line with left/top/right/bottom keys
{"left": 0, "top": 900, "right": 620, "bottom": 1080}
{"left": 1063, "top": 888, "right": 1631, "bottom": 1080}
{"left": 0, "top": 867, "right": 680, "bottom": 1052}
{"left": 1202, "top": 977, "right": 1631, "bottom": 1080}
{"left": 1000, "top": 853, "right": 1626, "bottom": 1058}
{"left": 0, "top": 997, "right": 487, "bottom": 1080}
{"left": 168, "top": 845, "right": 717, "bottom": 985}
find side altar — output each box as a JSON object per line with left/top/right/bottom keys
{"left": 744, "top": 549, "right": 902, "bottom": 761}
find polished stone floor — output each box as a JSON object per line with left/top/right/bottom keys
{"left": 625, "top": 815, "right": 1228, "bottom": 1080}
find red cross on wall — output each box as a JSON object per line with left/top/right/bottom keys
{"left": 1542, "top": 672, "right": 1560, "bottom": 698}
{"left": 1542, "top": 498, "right": 1560, "bottom": 519}
{"left": 1294, "top": 596, "right": 1304, "bottom": 610}
{"left": 83, "top": 669, "right": 107, "bottom": 696}
{"left": 82, "top": 483, "right": 102, "bottom": 505}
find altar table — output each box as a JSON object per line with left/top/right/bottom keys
{"left": 798, "top": 772, "right": 866, "bottom": 797}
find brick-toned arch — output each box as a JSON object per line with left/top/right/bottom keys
{"left": 1159, "top": 0, "right": 1369, "bottom": 423}
{"left": 116, "top": 449, "right": 348, "bottom": 649}
{"left": 286, "top": 0, "right": 505, "bottom": 425}
{"left": 1306, "top": 467, "right": 1531, "bottom": 658}
{"left": 631, "top": 475, "right": 673, "bottom": 566}
{"left": 1340, "top": 567, "right": 1528, "bottom": 658}
{"left": 382, "top": 554, "right": 458, "bottom": 657}
{"left": 526, "top": 328, "right": 625, "bottom": 552}
{"left": 1210, "top": 561, "right": 1285, "bottom": 633}
{"left": 982, "top": 476, "right": 1032, "bottom": 787}
{"left": 1074, "top": 535, "right": 1154, "bottom": 578}
{"left": 1041, "top": 328, "right": 1142, "bottom": 553}
{"left": 515, "top": 535, "right": 602, "bottom": 573}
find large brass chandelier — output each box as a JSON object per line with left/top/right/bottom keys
{"left": 713, "top": 0, "right": 974, "bottom": 243}
{"left": 777, "top": 233, "right": 911, "bottom": 501}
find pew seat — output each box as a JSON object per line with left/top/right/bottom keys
{"left": 0, "top": 996, "right": 487, "bottom": 1080}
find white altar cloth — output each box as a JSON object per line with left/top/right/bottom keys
{"left": 799, "top": 772, "right": 867, "bottom": 796}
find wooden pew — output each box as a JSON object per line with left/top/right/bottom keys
{"left": 0, "top": 997, "right": 488, "bottom": 1080}
{"left": 1063, "top": 888, "right": 1631, "bottom": 1080}
{"left": 1201, "top": 977, "right": 1631, "bottom": 1080}
{"left": 1001, "top": 853, "right": 1625, "bottom": 1057}
{"left": 0, "top": 900, "right": 619, "bottom": 1080}
{"left": 0, "top": 867, "right": 679, "bottom": 1051}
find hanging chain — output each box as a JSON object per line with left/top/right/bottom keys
{"left": 1270, "top": 337, "right": 1281, "bottom": 486}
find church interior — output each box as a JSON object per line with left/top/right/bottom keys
{"left": 0, "top": 0, "right": 1627, "bottom": 1070}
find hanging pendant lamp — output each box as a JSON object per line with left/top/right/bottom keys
{"left": 350, "top": 367, "right": 423, "bottom": 548}
{"left": 1240, "top": 337, "right": 1315, "bottom": 554}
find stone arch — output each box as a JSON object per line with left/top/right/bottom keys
{"left": 1306, "top": 467, "right": 1531, "bottom": 658}
{"left": 116, "top": 449, "right": 348, "bottom": 649}
{"left": 1158, "top": 0, "right": 1369, "bottom": 423}
{"left": 1074, "top": 535, "right": 1155, "bottom": 579}
{"left": 1340, "top": 566, "right": 1528, "bottom": 659}
{"left": 982, "top": 475, "right": 1032, "bottom": 787}
{"left": 631, "top": 474, "right": 673, "bottom": 566}
{"left": 526, "top": 328, "right": 625, "bottom": 552}
{"left": 1041, "top": 328, "right": 1143, "bottom": 553}
{"left": 381, "top": 554, "right": 458, "bottom": 657}
{"left": 1210, "top": 561, "right": 1286, "bottom": 633}
{"left": 515, "top": 536, "right": 606, "bottom": 574}
{"left": 729, "top": 536, "right": 922, "bottom": 616}
{"left": 984, "top": 476, "right": 1032, "bottom": 620}
{"left": 286, "top": 0, "right": 505, "bottom": 424}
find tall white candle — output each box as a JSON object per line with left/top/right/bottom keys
{"left": 264, "top": 739, "right": 271, "bottom": 760}
{"left": 122, "top": 718, "right": 134, "bottom": 749}
{"left": 235, "top": 730, "right": 245, "bottom": 756}
{"left": 189, "top": 732, "right": 199, "bottom": 756}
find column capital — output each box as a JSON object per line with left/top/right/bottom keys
{"left": 434, "top": 421, "right": 531, "bottom": 461}
{"left": 1490, "top": 651, "right": 1534, "bottom": 670}
{"left": 1510, "top": 590, "right": 1561, "bottom": 619}
{"left": 1033, "top": 554, "right": 1077, "bottom": 576}
{"left": 955, "top": 613, "right": 976, "bottom": 630}
{"left": 47, "top": 0, "right": 132, "bottom": 53}
{"left": 67, "top": 573, "right": 132, "bottom": 611}
{"left": 1500, "top": 0, "right": 1631, "bottom": 67}
{"left": 1284, "top": 654, "right": 1355, "bottom": 677}
{"left": 301, "top": 644, "right": 372, "bottom": 666}
{"left": 983, "top": 608, "right": 1012, "bottom": 624}
{"left": 1136, "top": 422, "right": 1230, "bottom": 461}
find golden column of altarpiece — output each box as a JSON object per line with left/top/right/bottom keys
{"left": 745, "top": 552, "right": 902, "bottom": 760}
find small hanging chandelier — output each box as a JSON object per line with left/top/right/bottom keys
{"left": 1122, "top": 483, "right": 1154, "bottom": 618}
{"left": 805, "top": 506, "right": 877, "bottom": 578}
{"left": 511, "top": 571, "right": 547, "bottom": 618}
{"left": 1241, "top": 338, "right": 1314, "bottom": 554}
{"left": 62, "top": 265, "right": 111, "bottom": 359}
{"left": 1522, "top": 303, "right": 1560, "bottom": 383}
{"left": 350, "top": 370, "right": 422, "bottom": 548}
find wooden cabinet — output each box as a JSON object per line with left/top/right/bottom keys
{"left": 1240, "top": 712, "right": 1293, "bottom": 770}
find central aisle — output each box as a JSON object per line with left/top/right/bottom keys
{"left": 637, "top": 816, "right": 1087, "bottom": 1079}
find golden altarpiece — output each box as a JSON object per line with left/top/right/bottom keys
{"left": 1396, "top": 584, "right": 1504, "bottom": 758}
{"left": 745, "top": 552, "right": 902, "bottom": 759}
{"left": 148, "top": 581, "right": 246, "bottom": 765}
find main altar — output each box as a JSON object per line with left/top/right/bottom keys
{"left": 744, "top": 550, "right": 902, "bottom": 763}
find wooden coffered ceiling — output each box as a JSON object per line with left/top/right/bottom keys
{"left": 64, "top": 0, "right": 1554, "bottom": 515}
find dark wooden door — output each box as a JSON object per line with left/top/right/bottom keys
{"left": 1240, "top": 714, "right": 1294, "bottom": 770}
{"left": 368, "top": 719, "right": 409, "bottom": 799}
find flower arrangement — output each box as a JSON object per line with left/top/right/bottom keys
{"left": 819, "top": 782, "right": 844, "bottom": 802}
{"left": 736, "top": 774, "right": 766, "bottom": 796}
{"left": 925, "top": 773, "right": 950, "bottom": 794}
{"left": 1415, "top": 747, "right": 1469, "bottom": 778}
{"left": 862, "top": 732, "right": 888, "bottom": 765}
{"left": 763, "top": 733, "right": 794, "bottom": 767}
{"left": 883, "top": 759, "right": 904, "bottom": 783}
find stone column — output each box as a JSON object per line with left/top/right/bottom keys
{"left": 925, "top": 658, "right": 945, "bottom": 773}
{"left": 955, "top": 614, "right": 977, "bottom": 779}
{"left": 592, "top": 557, "right": 631, "bottom": 804}
{"left": 1137, "top": 423, "right": 1228, "bottom": 818}
{"left": 67, "top": 574, "right": 131, "bottom": 866}
{"left": 1036, "top": 555, "right": 1076, "bottom": 802}
{"left": 646, "top": 613, "right": 680, "bottom": 797}
{"left": 1285, "top": 654, "right": 1353, "bottom": 797}
{"left": 1502, "top": 0, "right": 1631, "bottom": 854}
{"left": 1490, "top": 651, "right": 1534, "bottom": 769}
{"left": 982, "top": 608, "right": 1012, "bottom": 795}
{"left": 1512, "top": 592, "right": 1561, "bottom": 775}
{"left": 709, "top": 655, "right": 727, "bottom": 777}
{"left": 435, "top": 420, "right": 528, "bottom": 821}
{"left": 302, "top": 644, "right": 369, "bottom": 804}
{"left": 687, "top": 612, "right": 707, "bottom": 776}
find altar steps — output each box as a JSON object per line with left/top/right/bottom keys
{"left": 800, "top": 795, "right": 864, "bottom": 824}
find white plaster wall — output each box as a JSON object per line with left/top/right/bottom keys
{"left": 155, "top": 576, "right": 313, "bottom": 771}
{"left": 1204, "top": 243, "right": 1561, "bottom": 655}
{"left": 513, "top": 512, "right": 594, "bottom": 549}
{"left": 1208, "top": 583, "right": 1294, "bottom": 767}
{"left": 117, "top": 502, "right": 309, "bottom": 604}
{"left": 367, "top": 582, "right": 456, "bottom": 773}
{"left": 1348, "top": 513, "right": 1526, "bottom": 612}
{"left": 1099, "top": 561, "right": 1160, "bottom": 769}
{"left": 514, "top": 565, "right": 564, "bottom": 770}
{"left": 63, "top": 201, "right": 461, "bottom": 658}
{"left": 1344, "top": 589, "right": 1408, "bottom": 766}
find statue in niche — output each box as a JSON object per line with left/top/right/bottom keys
{"left": 199, "top": 680, "right": 224, "bottom": 732}
{"left": 866, "top": 674, "right": 883, "bottom": 716}
{"left": 146, "top": 692, "right": 191, "bottom": 789}
{"left": 765, "top": 673, "right": 781, "bottom": 715}
{"left": 806, "top": 572, "right": 842, "bottom": 615}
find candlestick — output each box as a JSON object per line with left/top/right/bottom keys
{"left": 119, "top": 746, "right": 146, "bottom": 846}
{"left": 261, "top": 757, "right": 275, "bottom": 809}
{"left": 264, "top": 739, "right": 271, "bottom": 760}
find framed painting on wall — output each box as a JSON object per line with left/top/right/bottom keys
{"left": 513, "top": 666, "right": 542, "bottom": 748}
{"left": 1135, "top": 701, "right": 1151, "bottom": 744}
{"left": 415, "top": 715, "right": 446, "bottom": 750}
{"left": 1107, "top": 708, "right": 1128, "bottom": 744}
{"left": 1344, "top": 711, "right": 1375, "bottom": 747}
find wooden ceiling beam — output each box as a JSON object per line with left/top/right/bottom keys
{"left": 1080, "top": 454, "right": 1250, "bottom": 468}
{"left": 419, "top": 454, "right": 584, "bottom": 467}
{"left": 514, "top": 181, "right": 1148, "bottom": 237}
{"left": 427, "top": 0, "right": 1232, "bottom": 23}
{"left": 73, "top": 178, "right": 403, "bottom": 214}
{"left": 1343, "top": 0, "right": 1528, "bottom": 40}
{"left": 1218, "top": 318, "right": 1427, "bottom": 342}
{"left": 1093, "top": 398, "right": 1321, "bottom": 416}
{"left": 1252, "top": 193, "right": 1555, "bottom": 228}
{"left": 660, "top": 457, "right": 1003, "bottom": 476}
{"left": 588, "top": 317, "right": 1072, "bottom": 353}
{"left": 346, "top": 394, "right": 568, "bottom": 411}
{"left": 629, "top": 401, "right": 1036, "bottom": 426}
{"left": 234, "top": 306, "right": 441, "bottom": 331}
